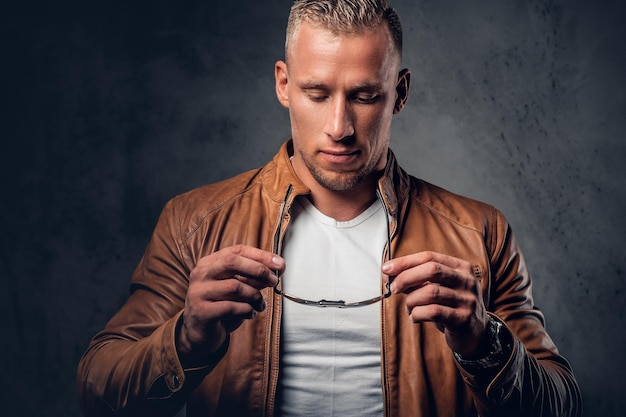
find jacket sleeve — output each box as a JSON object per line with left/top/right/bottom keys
{"left": 457, "top": 208, "right": 583, "bottom": 417}
{"left": 76, "top": 197, "right": 227, "bottom": 417}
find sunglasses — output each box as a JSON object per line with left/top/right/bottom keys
{"left": 272, "top": 187, "right": 393, "bottom": 308}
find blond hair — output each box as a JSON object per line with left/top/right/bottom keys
{"left": 285, "top": 0, "right": 403, "bottom": 60}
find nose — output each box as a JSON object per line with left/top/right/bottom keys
{"left": 324, "top": 97, "right": 354, "bottom": 141}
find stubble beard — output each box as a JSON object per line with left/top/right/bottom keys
{"left": 299, "top": 149, "right": 379, "bottom": 192}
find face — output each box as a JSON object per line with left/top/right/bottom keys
{"left": 275, "top": 22, "right": 410, "bottom": 193}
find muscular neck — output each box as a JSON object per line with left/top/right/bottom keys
{"left": 304, "top": 175, "right": 381, "bottom": 222}
{"left": 288, "top": 152, "right": 384, "bottom": 221}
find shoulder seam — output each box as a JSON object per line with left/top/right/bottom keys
{"left": 412, "top": 197, "right": 487, "bottom": 236}
{"left": 173, "top": 175, "right": 264, "bottom": 244}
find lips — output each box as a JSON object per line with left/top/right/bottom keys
{"left": 319, "top": 149, "right": 359, "bottom": 164}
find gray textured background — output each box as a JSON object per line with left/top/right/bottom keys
{"left": 2, "top": 0, "right": 625, "bottom": 415}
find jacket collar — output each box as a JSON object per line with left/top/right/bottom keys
{"left": 263, "top": 139, "right": 410, "bottom": 217}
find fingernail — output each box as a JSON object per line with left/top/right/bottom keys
{"left": 382, "top": 262, "right": 392, "bottom": 273}
{"left": 390, "top": 281, "right": 397, "bottom": 293}
{"left": 272, "top": 256, "right": 285, "bottom": 268}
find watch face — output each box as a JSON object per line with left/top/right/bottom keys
{"left": 454, "top": 315, "right": 510, "bottom": 371}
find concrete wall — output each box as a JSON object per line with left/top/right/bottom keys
{"left": 2, "top": 0, "right": 625, "bottom": 415}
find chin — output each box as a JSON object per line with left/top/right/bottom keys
{"left": 311, "top": 170, "right": 369, "bottom": 192}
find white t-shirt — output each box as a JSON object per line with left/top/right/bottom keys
{"left": 277, "top": 197, "right": 387, "bottom": 416}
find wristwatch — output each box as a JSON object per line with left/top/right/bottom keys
{"left": 453, "top": 315, "right": 511, "bottom": 372}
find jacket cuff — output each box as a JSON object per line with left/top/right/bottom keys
{"left": 148, "top": 311, "right": 229, "bottom": 399}
{"left": 455, "top": 314, "right": 522, "bottom": 405}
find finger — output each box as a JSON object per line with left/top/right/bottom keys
{"left": 391, "top": 262, "right": 466, "bottom": 294}
{"left": 216, "top": 245, "right": 284, "bottom": 284}
{"left": 200, "top": 300, "right": 261, "bottom": 321}
{"left": 404, "top": 282, "right": 464, "bottom": 309}
{"left": 226, "top": 244, "right": 286, "bottom": 272}
{"left": 189, "top": 278, "right": 266, "bottom": 312}
{"left": 402, "top": 281, "right": 480, "bottom": 333}
{"left": 383, "top": 251, "right": 467, "bottom": 276}
{"left": 190, "top": 300, "right": 260, "bottom": 335}
{"left": 193, "top": 245, "right": 285, "bottom": 288}
{"left": 406, "top": 302, "right": 473, "bottom": 332}
{"left": 383, "top": 252, "right": 474, "bottom": 293}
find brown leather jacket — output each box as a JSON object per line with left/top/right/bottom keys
{"left": 77, "top": 140, "right": 582, "bottom": 417}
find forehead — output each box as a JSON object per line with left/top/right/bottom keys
{"left": 287, "top": 22, "right": 399, "bottom": 84}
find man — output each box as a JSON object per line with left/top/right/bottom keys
{"left": 77, "top": 1, "right": 582, "bottom": 416}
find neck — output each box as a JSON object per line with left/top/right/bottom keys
{"left": 288, "top": 150, "right": 387, "bottom": 221}
{"left": 305, "top": 175, "right": 381, "bottom": 222}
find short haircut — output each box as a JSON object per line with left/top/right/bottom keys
{"left": 285, "top": 0, "right": 403, "bottom": 60}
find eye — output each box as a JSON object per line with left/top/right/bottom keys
{"left": 307, "top": 93, "right": 328, "bottom": 102}
{"left": 303, "top": 88, "right": 329, "bottom": 102}
{"left": 353, "top": 94, "right": 380, "bottom": 104}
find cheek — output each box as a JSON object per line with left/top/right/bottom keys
{"left": 290, "top": 98, "right": 324, "bottom": 132}
{"left": 360, "top": 108, "right": 393, "bottom": 140}
{"left": 361, "top": 111, "right": 393, "bottom": 162}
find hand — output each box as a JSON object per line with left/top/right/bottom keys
{"left": 382, "top": 251, "right": 489, "bottom": 357}
{"left": 178, "top": 245, "right": 285, "bottom": 361}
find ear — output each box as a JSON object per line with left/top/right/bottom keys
{"left": 275, "top": 60, "right": 290, "bottom": 109}
{"left": 393, "top": 68, "right": 411, "bottom": 114}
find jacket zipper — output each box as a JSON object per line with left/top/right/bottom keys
{"left": 377, "top": 186, "right": 397, "bottom": 417}
{"left": 264, "top": 184, "right": 294, "bottom": 416}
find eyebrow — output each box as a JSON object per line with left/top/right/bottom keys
{"left": 297, "top": 80, "right": 384, "bottom": 92}
{"left": 298, "top": 81, "right": 327, "bottom": 90}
